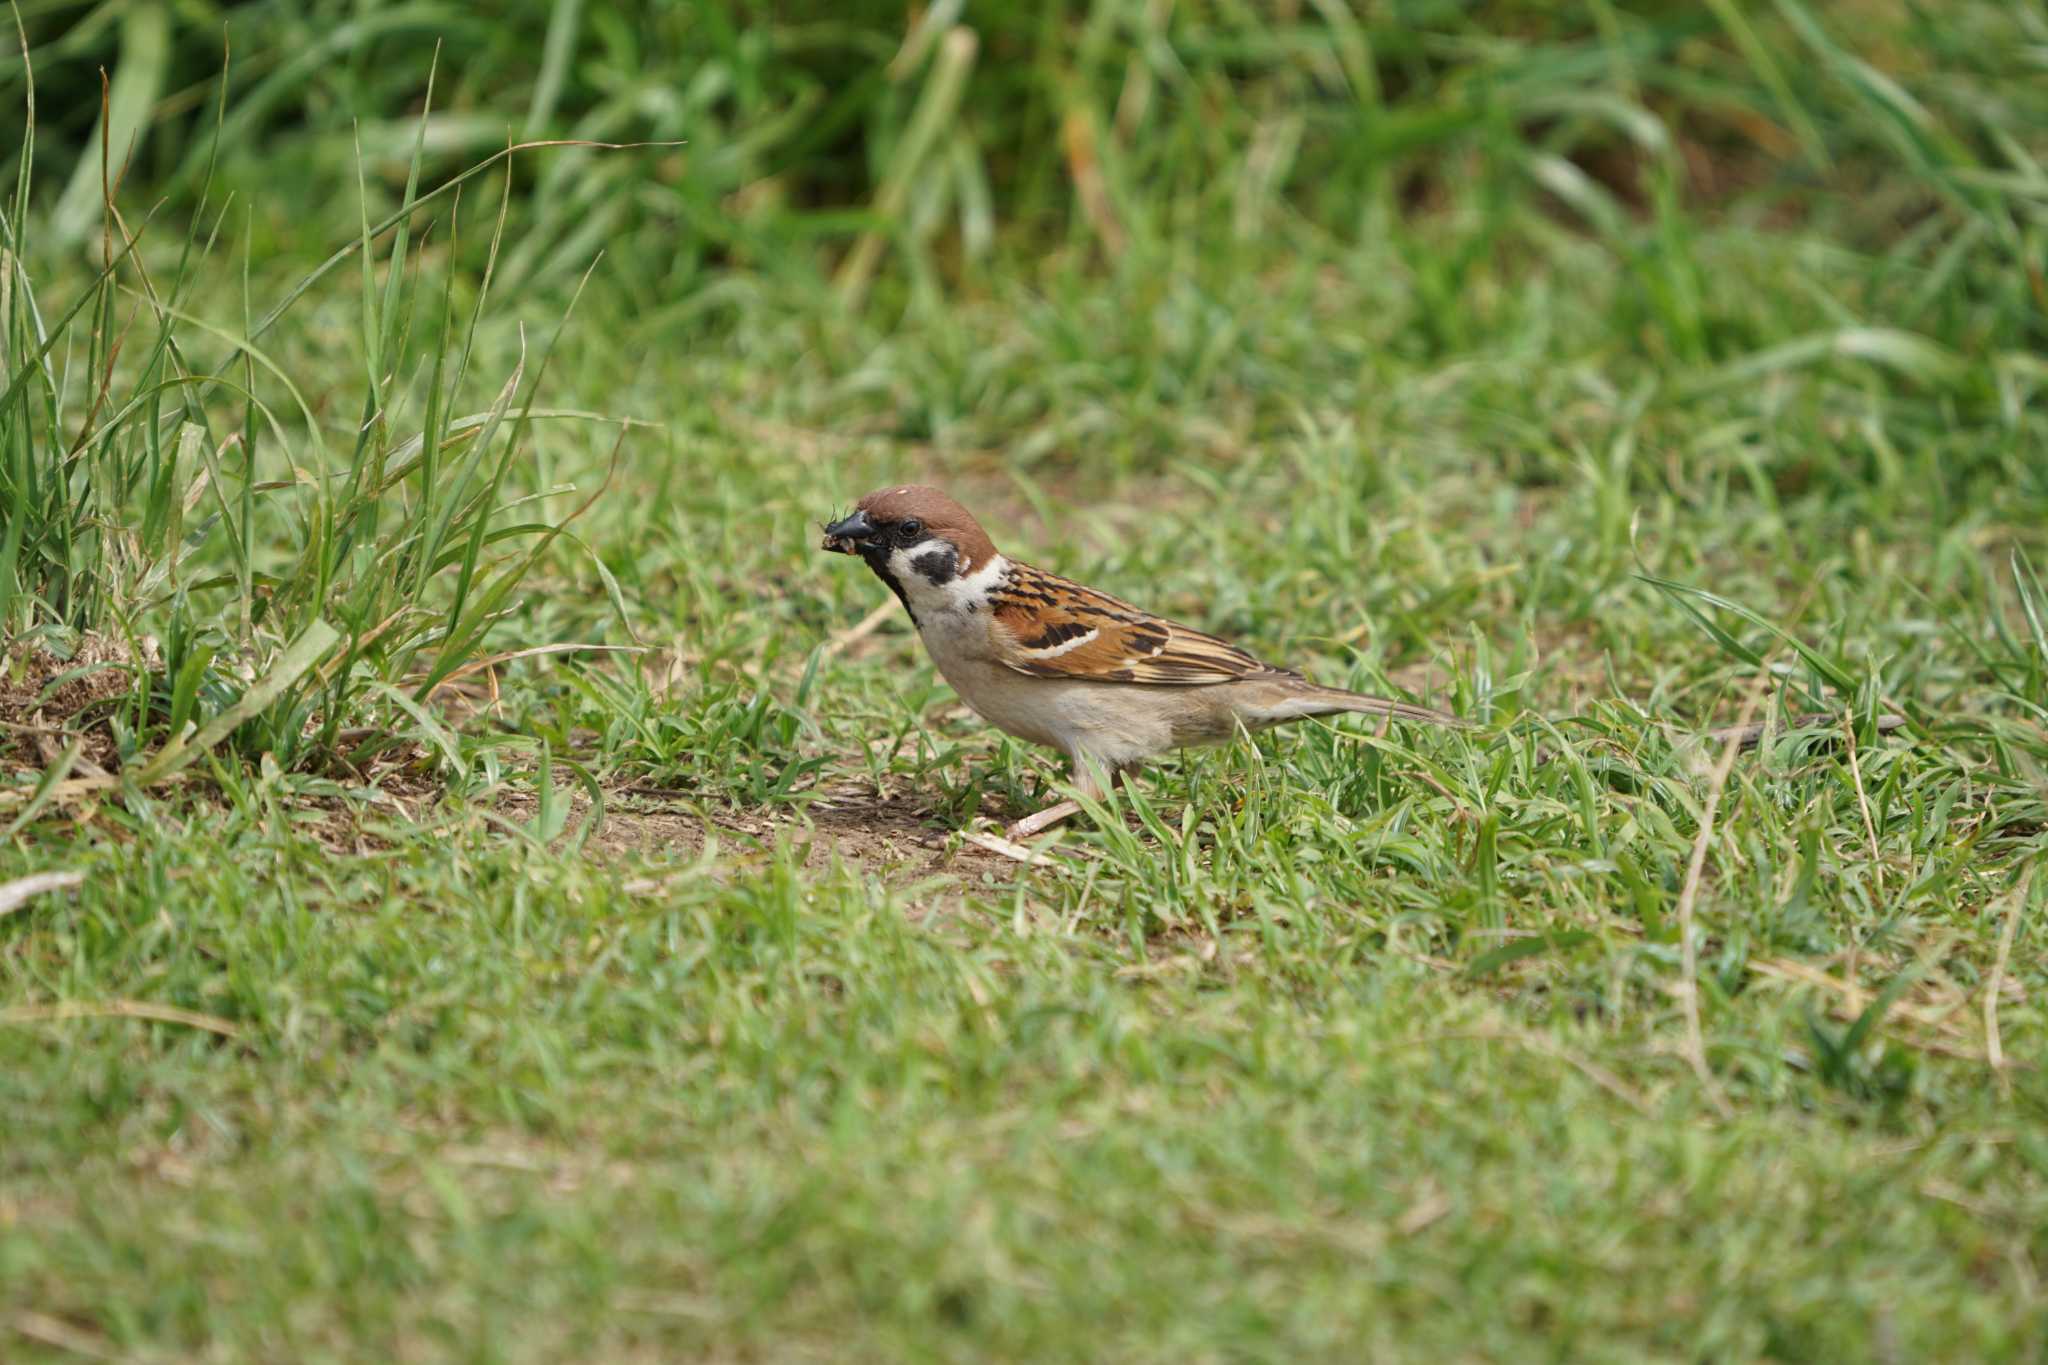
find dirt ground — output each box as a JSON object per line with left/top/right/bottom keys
{"left": 0, "top": 632, "right": 147, "bottom": 775}
{"left": 499, "top": 778, "right": 1035, "bottom": 887}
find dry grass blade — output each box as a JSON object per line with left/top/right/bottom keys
{"left": 823, "top": 599, "right": 897, "bottom": 659}
{"left": 0, "top": 998, "right": 240, "bottom": 1037}
{"left": 0, "top": 774, "right": 126, "bottom": 809}
{"left": 1984, "top": 867, "right": 2032, "bottom": 1090}
{"left": 835, "top": 25, "right": 978, "bottom": 309}
{"left": 1746, "top": 957, "right": 1987, "bottom": 1059}
{"left": 1062, "top": 105, "right": 1126, "bottom": 260}
{"left": 1394, "top": 1185, "right": 1453, "bottom": 1237}
{"left": 7, "top": 1311, "right": 118, "bottom": 1361}
{"left": 1845, "top": 712, "right": 1882, "bottom": 898}
{"left": 0, "top": 738, "right": 81, "bottom": 837}
{"left": 0, "top": 868, "right": 85, "bottom": 917}
{"left": 962, "top": 828, "right": 1061, "bottom": 866}
{"left": 1674, "top": 674, "right": 1769, "bottom": 1117}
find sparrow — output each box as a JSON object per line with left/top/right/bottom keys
{"left": 821, "top": 485, "right": 1466, "bottom": 839}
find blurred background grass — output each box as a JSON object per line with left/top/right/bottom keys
{"left": 12, "top": 0, "right": 2046, "bottom": 387}
{"left": 13, "top": 0, "right": 2047, "bottom": 297}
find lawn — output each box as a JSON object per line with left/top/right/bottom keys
{"left": 3, "top": 2, "right": 2046, "bottom": 1360}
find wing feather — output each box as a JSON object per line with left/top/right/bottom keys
{"left": 989, "top": 563, "right": 1290, "bottom": 686}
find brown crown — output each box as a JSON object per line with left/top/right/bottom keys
{"left": 854, "top": 485, "right": 1000, "bottom": 571}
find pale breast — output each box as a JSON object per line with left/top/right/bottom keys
{"left": 893, "top": 550, "right": 1203, "bottom": 768}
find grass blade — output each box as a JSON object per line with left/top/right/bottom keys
{"left": 133, "top": 619, "right": 341, "bottom": 784}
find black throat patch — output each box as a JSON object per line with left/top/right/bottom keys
{"left": 860, "top": 545, "right": 917, "bottom": 625}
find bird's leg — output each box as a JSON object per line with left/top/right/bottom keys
{"left": 1001, "top": 761, "right": 1130, "bottom": 841}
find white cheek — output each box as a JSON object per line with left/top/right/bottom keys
{"left": 885, "top": 547, "right": 950, "bottom": 620}
{"left": 893, "top": 548, "right": 1007, "bottom": 617}
{"left": 958, "top": 554, "right": 1006, "bottom": 595}
{"left": 886, "top": 547, "right": 939, "bottom": 607}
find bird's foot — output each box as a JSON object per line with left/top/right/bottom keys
{"left": 1004, "top": 798, "right": 1083, "bottom": 840}
{"left": 957, "top": 797, "right": 1092, "bottom": 866}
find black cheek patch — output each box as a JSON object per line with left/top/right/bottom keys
{"left": 910, "top": 548, "right": 958, "bottom": 586}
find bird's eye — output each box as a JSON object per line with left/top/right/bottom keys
{"left": 897, "top": 519, "right": 924, "bottom": 544}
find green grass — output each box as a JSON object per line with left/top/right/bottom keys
{"left": 5, "top": 1, "right": 2048, "bottom": 1359}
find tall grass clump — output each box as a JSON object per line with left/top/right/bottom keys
{"left": 0, "top": 54, "right": 643, "bottom": 791}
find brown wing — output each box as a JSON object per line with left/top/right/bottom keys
{"left": 989, "top": 562, "right": 1293, "bottom": 685}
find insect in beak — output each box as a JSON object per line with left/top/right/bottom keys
{"left": 820, "top": 508, "right": 878, "bottom": 554}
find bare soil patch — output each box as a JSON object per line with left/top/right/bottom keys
{"left": 505, "top": 779, "right": 1031, "bottom": 888}
{"left": 0, "top": 632, "right": 148, "bottom": 775}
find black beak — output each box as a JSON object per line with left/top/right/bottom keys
{"left": 821, "top": 508, "right": 878, "bottom": 554}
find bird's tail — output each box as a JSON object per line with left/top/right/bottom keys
{"left": 1261, "top": 683, "right": 1469, "bottom": 730}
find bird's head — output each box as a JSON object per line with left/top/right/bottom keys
{"left": 820, "top": 485, "right": 999, "bottom": 589}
